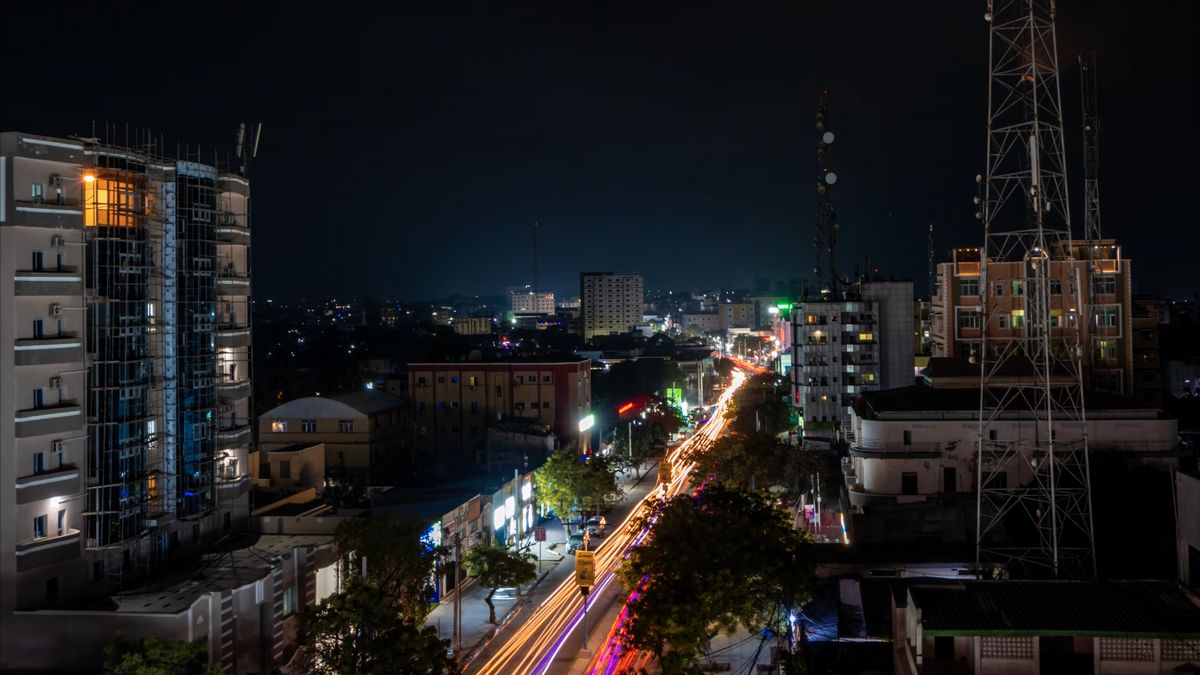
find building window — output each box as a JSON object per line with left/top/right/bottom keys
{"left": 901, "top": 473, "right": 918, "bottom": 495}
{"left": 1094, "top": 305, "right": 1120, "bottom": 328}
{"left": 957, "top": 310, "right": 981, "bottom": 330}
{"left": 338, "top": 419, "right": 353, "bottom": 433}
{"left": 1094, "top": 339, "right": 1118, "bottom": 362}
{"left": 515, "top": 402, "right": 525, "bottom": 411}
{"left": 417, "top": 376, "right": 427, "bottom": 387}
{"left": 1092, "top": 275, "right": 1117, "bottom": 295}
{"left": 1049, "top": 278, "right": 1062, "bottom": 295}
{"left": 543, "top": 401, "right": 551, "bottom": 409}
{"left": 543, "top": 375, "right": 552, "bottom": 383}
{"left": 994, "top": 282, "right": 1004, "bottom": 296}
{"left": 32, "top": 250, "right": 44, "bottom": 271}
{"left": 857, "top": 332, "right": 874, "bottom": 342}
{"left": 33, "top": 388, "right": 44, "bottom": 409}
{"left": 32, "top": 182, "right": 44, "bottom": 204}
{"left": 496, "top": 385, "right": 503, "bottom": 398}
{"left": 998, "top": 315, "right": 1007, "bottom": 329}
{"left": 283, "top": 587, "right": 297, "bottom": 617}
{"left": 1010, "top": 310, "right": 1025, "bottom": 329}
{"left": 271, "top": 420, "right": 287, "bottom": 433}
{"left": 418, "top": 401, "right": 427, "bottom": 413}
{"left": 468, "top": 376, "right": 478, "bottom": 386}
{"left": 57, "top": 509, "right": 65, "bottom": 536}
{"left": 450, "top": 401, "right": 459, "bottom": 409}
{"left": 450, "top": 375, "right": 459, "bottom": 383}
{"left": 34, "top": 515, "right": 47, "bottom": 539}
{"left": 33, "top": 452, "right": 45, "bottom": 474}
{"left": 1050, "top": 309, "right": 1062, "bottom": 327}
{"left": 301, "top": 419, "right": 317, "bottom": 433}
{"left": 862, "top": 373, "right": 876, "bottom": 383}
{"left": 469, "top": 401, "right": 479, "bottom": 413}
{"left": 33, "top": 318, "right": 44, "bottom": 339}
{"left": 1010, "top": 280, "right": 1024, "bottom": 296}
{"left": 438, "top": 376, "right": 445, "bottom": 384}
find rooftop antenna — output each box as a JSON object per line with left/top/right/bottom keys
{"left": 1079, "top": 52, "right": 1101, "bottom": 243}
{"left": 927, "top": 222, "right": 935, "bottom": 300}
{"left": 532, "top": 221, "right": 540, "bottom": 292}
{"left": 814, "top": 90, "right": 840, "bottom": 300}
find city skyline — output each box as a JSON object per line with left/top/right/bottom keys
{"left": 2, "top": 0, "right": 1195, "bottom": 301}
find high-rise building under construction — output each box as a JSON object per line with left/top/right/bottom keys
{"left": 0, "top": 131, "right": 252, "bottom": 628}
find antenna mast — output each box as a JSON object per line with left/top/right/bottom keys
{"left": 814, "top": 90, "right": 839, "bottom": 299}
{"left": 927, "top": 222, "right": 935, "bottom": 300}
{"left": 975, "top": 0, "right": 1095, "bottom": 579}
{"left": 1079, "top": 52, "right": 1101, "bottom": 243}
{"left": 531, "top": 221, "right": 539, "bottom": 292}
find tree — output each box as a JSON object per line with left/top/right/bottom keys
{"left": 103, "top": 632, "right": 219, "bottom": 675}
{"left": 461, "top": 541, "right": 538, "bottom": 624}
{"left": 301, "top": 579, "right": 459, "bottom": 675}
{"left": 726, "top": 373, "right": 793, "bottom": 436}
{"left": 334, "top": 514, "right": 444, "bottom": 622}
{"left": 532, "top": 449, "right": 622, "bottom": 528}
{"left": 696, "top": 433, "right": 823, "bottom": 500}
{"left": 617, "top": 485, "right": 813, "bottom": 673}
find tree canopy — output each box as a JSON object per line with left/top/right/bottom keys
{"left": 462, "top": 542, "right": 537, "bottom": 624}
{"left": 334, "top": 513, "right": 444, "bottom": 622}
{"left": 724, "top": 373, "right": 793, "bottom": 436}
{"left": 103, "top": 632, "right": 219, "bottom": 675}
{"left": 695, "top": 432, "right": 823, "bottom": 500}
{"left": 301, "top": 579, "right": 459, "bottom": 675}
{"left": 532, "top": 449, "right": 622, "bottom": 524}
{"left": 617, "top": 485, "right": 814, "bottom": 673}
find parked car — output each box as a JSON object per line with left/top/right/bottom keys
{"left": 567, "top": 532, "right": 584, "bottom": 554}
{"left": 585, "top": 517, "right": 607, "bottom": 538}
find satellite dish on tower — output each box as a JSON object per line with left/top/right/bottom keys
{"left": 822, "top": 131, "right": 835, "bottom": 144}
{"left": 825, "top": 172, "right": 838, "bottom": 185}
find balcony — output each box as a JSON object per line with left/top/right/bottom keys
{"left": 16, "top": 529, "right": 81, "bottom": 572}
{"left": 217, "top": 474, "right": 252, "bottom": 500}
{"left": 215, "top": 325, "right": 252, "bottom": 349}
{"left": 15, "top": 403, "right": 82, "bottom": 438}
{"left": 12, "top": 199, "right": 83, "bottom": 227}
{"left": 217, "top": 377, "right": 251, "bottom": 402}
{"left": 15, "top": 465, "right": 81, "bottom": 505}
{"left": 217, "top": 271, "right": 250, "bottom": 296}
{"left": 848, "top": 482, "right": 928, "bottom": 510}
{"left": 14, "top": 335, "right": 83, "bottom": 366}
{"left": 216, "top": 423, "right": 252, "bottom": 446}
{"left": 14, "top": 269, "right": 83, "bottom": 296}
{"left": 216, "top": 214, "right": 250, "bottom": 245}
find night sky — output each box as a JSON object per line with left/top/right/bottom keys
{"left": 2, "top": 1, "right": 1196, "bottom": 301}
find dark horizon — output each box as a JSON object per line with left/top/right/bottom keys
{"left": 3, "top": 1, "right": 1195, "bottom": 301}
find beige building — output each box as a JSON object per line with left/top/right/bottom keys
{"left": 581, "top": 272, "right": 643, "bottom": 340}
{"left": 251, "top": 442, "right": 328, "bottom": 496}
{"left": 407, "top": 358, "right": 592, "bottom": 471}
{"left": 453, "top": 315, "right": 495, "bottom": 336}
{"left": 931, "top": 240, "right": 1134, "bottom": 394}
{"left": 0, "top": 131, "right": 254, "bottom": 669}
{"left": 259, "top": 391, "right": 409, "bottom": 490}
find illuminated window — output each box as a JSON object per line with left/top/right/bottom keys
{"left": 83, "top": 176, "right": 138, "bottom": 227}
{"left": 271, "top": 420, "right": 287, "bottom": 433}
{"left": 34, "top": 515, "right": 47, "bottom": 539}
{"left": 858, "top": 332, "right": 874, "bottom": 342}
{"left": 1094, "top": 305, "right": 1119, "bottom": 328}
{"left": 862, "top": 373, "right": 876, "bottom": 383}
{"left": 998, "top": 315, "right": 1007, "bottom": 329}
{"left": 1094, "top": 339, "right": 1117, "bottom": 361}
{"left": 1010, "top": 310, "right": 1025, "bottom": 329}
{"left": 1050, "top": 309, "right": 1062, "bottom": 327}
{"left": 959, "top": 278, "right": 979, "bottom": 296}
{"left": 1011, "top": 280, "right": 1024, "bottom": 296}
{"left": 957, "top": 310, "right": 981, "bottom": 329}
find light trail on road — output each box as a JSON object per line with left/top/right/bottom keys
{"left": 469, "top": 371, "right": 746, "bottom": 675}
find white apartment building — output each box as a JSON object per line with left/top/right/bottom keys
{"left": 580, "top": 272, "right": 644, "bottom": 340}
{"left": 791, "top": 281, "right": 914, "bottom": 430}
{"left": 0, "top": 131, "right": 255, "bottom": 669}
{"left": 844, "top": 360, "right": 1180, "bottom": 512}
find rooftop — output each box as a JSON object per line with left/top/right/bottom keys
{"left": 907, "top": 580, "right": 1200, "bottom": 637}
{"left": 853, "top": 381, "right": 1162, "bottom": 420}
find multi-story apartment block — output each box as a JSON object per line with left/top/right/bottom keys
{"left": 407, "top": 358, "right": 592, "bottom": 471}
{"left": 508, "top": 286, "right": 555, "bottom": 315}
{"left": 931, "top": 240, "right": 1134, "bottom": 394}
{"left": 791, "top": 281, "right": 913, "bottom": 429}
{"left": 720, "top": 302, "right": 754, "bottom": 330}
{"left": 453, "top": 315, "right": 495, "bottom": 336}
{"left": 258, "top": 390, "right": 409, "bottom": 490}
{"left": 0, "top": 132, "right": 255, "bottom": 668}
{"left": 581, "top": 272, "right": 643, "bottom": 340}
{"left": 1131, "top": 295, "right": 1164, "bottom": 408}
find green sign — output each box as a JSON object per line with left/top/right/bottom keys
{"left": 665, "top": 387, "right": 683, "bottom": 405}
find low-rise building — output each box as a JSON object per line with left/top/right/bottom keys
{"left": 454, "top": 315, "right": 495, "bottom": 336}
{"left": 895, "top": 580, "right": 1200, "bottom": 674}
{"left": 258, "top": 391, "right": 409, "bottom": 490}
{"left": 1177, "top": 470, "right": 1200, "bottom": 588}
{"left": 844, "top": 361, "right": 1181, "bottom": 513}
{"left": 407, "top": 357, "right": 592, "bottom": 472}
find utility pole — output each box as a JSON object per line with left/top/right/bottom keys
{"left": 453, "top": 509, "right": 463, "bottom": 655}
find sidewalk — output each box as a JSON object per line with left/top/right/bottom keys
{"left": 430, "top": 458, "right": 660, "bottom": 664}
{"left": 425, "top": 517, "right": 570, "bottom": 655}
